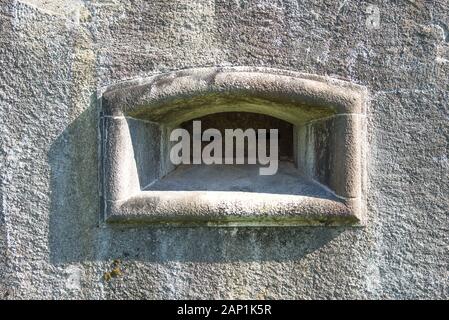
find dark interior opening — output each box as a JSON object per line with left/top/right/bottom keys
{"left": 144, "top": 111, "right": 338, "bottom": 198}
{"left": 181, "top": 112, "right": 294, "bottom": 162}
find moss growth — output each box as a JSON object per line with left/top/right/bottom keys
{"left": 103, "top": 259, "right": 123, "bottom": 282}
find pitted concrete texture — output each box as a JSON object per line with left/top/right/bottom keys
{"left": 0, "top": 0, "right": 448, "bottom": 299}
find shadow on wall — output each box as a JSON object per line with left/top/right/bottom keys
{"left": 47, "top": 92, "right": 348, "bottom": 265}
{"left": 48, "top": 93, "right": 100, "bottom": 264}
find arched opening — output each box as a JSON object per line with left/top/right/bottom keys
{"left": 145, "top": 111, "right": 307, "bottom": 194}
{"left": 101, "top": 67, "right": 366, "bottom": 225}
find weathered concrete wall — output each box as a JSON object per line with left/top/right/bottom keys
{"left": 0, "top": 0, "right": 447, "bottom": 299}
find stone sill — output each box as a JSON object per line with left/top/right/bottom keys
{"left": 106, "top": 193, "right": 359, "bottom": 226}
{"left": 105, "top": 162, "right": 361, "bottom": 226}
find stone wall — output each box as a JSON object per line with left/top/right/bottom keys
{"left": 0, "top": 0, "right": 447, "bottom": 299}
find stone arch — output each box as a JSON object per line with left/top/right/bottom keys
{"left": 102, "top": 66, "right": 365, "bottom": 126}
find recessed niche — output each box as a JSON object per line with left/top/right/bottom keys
{"left": 100, "top": 66, "right": 367, "bottom": 226}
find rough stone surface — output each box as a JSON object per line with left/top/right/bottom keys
{"left": 0, "top": 0, "right": 448, "bottom": 299}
